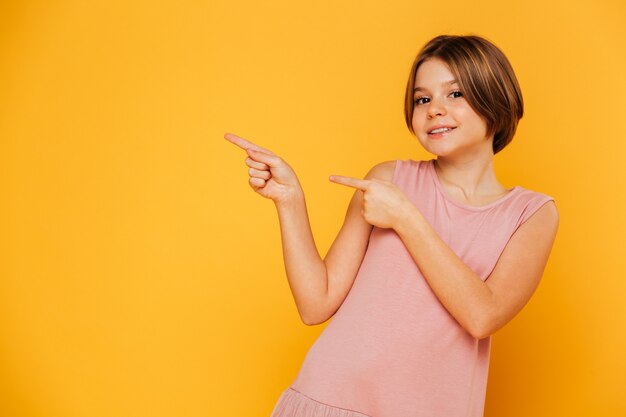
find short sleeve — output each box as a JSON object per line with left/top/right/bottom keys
{"left": 391, "top": 159, "right": 402, "bottom": 185}
{"left": 519, "top": 193, "right": 556, "bottom": 226}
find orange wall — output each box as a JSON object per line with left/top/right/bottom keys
{"left": 1, "top": 0, "right": 624, "bottom": 416}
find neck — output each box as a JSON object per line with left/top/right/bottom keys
{"left": 433, "top": 154, "right": 506, "bottom": 199}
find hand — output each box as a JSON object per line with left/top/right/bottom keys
{"left": 329, "top": 174, "right": 413, "bottom": 229}
{"left": 224, "top": 132, "right": 303, "bottom": 205}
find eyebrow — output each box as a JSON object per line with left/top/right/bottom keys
{"left": 413, "top": 79, "right": 458, "bottom": 93}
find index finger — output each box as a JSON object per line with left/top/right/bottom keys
{"left": 329, "top": 175, "right": 371, "bottom": 191}
{"left": 224, "top": 132, "right": 273, "bottom": 154}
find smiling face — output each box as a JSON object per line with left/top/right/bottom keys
{"left": 411, "top": 58, "right": 493, "bottom": 159}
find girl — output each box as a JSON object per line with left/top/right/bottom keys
{"left": 225, "top": 34, "right": 559, "bottom": 417}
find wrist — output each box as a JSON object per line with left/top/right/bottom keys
{"left": 275, "top": 188, "right": 305, "bottom": 211}
{"left": 393, "top": 201, "right": 424, "bottom": 235}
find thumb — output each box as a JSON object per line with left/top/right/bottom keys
{"left": 247, "top": 148, "right": 282, "bottom": 168}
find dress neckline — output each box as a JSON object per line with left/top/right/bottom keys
{"left": 427, "top": 159, "right": 520, "bottom": 211}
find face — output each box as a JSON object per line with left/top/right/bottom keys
{"left": 411, "top": 58, "right": 493, "bottom": 158}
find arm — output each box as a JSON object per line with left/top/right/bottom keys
{"left": 276, "top": 161, "right": 395, "bottom": 325}
{"left": 224, "top": 131, "right": 397, "bottom": 325}
{"left": 394, "top": 200, "right": 559, "bottom": 339}
{"left": 273, "top": 191, "right": 326, "bottom": 325}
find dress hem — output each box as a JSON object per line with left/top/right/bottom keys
{"left": 270, "top": 386, "right": 372, "bottom": 417}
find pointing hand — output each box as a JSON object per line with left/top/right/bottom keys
{"left": 224, "top": 132, "right": 303, "bottom": 205}
{"left": 329, "top": 175, "right": 412, "bottom": 229}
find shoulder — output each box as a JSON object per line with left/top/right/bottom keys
{"left": 363, "top": 158, "right": 428, "bottom": 182}
{"left": 363, "top": 160, "right": 398, "bottom": 181}
{"left": 530, "top": 199, "right": 559, "bottom": 227}
{"left": 516, "top": 189, "right": 560, "bottom": 230}
{"left": 510, "top": 199, "right": 559, "bottom": 264}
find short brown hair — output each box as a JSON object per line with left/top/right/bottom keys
{"left": 404, "top": 35, "right": 524, "bottom": 154}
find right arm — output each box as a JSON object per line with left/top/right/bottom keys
{"left": 275, "top": 161, "right": 393, "bottom": 325}
{"left": 224, "top": 132, "right": 394, "bottom": 325}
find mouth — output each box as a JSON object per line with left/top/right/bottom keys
{"left": 428, "top": 126, "right": 456, "bottom": 137}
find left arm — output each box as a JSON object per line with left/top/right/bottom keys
{"left": 394, "top": 200, "right": 559, "bottom": 339}
{"left": 328, "top": 174, "right": 560, "bottom": 339}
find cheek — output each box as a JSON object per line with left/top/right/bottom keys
{"left": 411, "top": 110, "right": 420, "bottom": 129}
{"left": 411, "top": 106, "right": 426, "bottom": 125}
{"left": 411, "top": 113, "right": 426, "bottom": 140}
{"left": 457, "top": 106, "right": 487, "bottom": 132}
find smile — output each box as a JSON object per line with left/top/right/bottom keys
{"left": 428, "top": 127, "right": 456, "bottom": 138}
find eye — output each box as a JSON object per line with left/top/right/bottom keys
{"left": 414, "top": 90, "right": 463, "bottom": 106}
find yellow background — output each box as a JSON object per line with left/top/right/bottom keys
{"left": 1, "top": 0, "right": 624, "bottom": 416}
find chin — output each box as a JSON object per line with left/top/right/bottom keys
{"left": 425, "top": 144, "right": 463, "bottom": 159}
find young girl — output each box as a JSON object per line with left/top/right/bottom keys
{"left": 225, "top": 34, "right": 559, "bottom": 417}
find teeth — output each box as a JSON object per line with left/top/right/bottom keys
{"left": 430, "top": 127, "right": 452, "bottom": 134}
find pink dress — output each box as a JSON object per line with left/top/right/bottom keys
{"left": 270, "top": 159, "right": 555, "bottom": 417}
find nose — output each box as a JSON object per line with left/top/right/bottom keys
{"left": 427, "top": 97, "right": 446, "bottom": 119}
